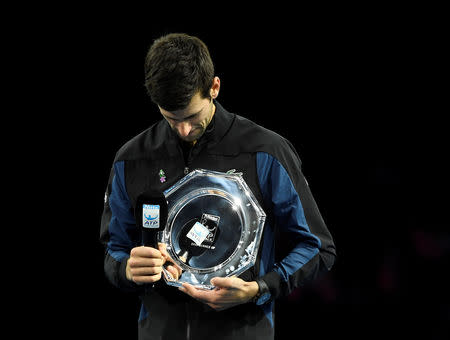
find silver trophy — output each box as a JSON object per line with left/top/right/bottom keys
{"left": 158, "top": 169, "right": 266, "bottom": 289}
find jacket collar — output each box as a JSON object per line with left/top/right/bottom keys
{"left": 205, "top": 100, "right": 235, "bottom": 149}
{"left": 161, "top": 100, "right": 235, "bottom": 156}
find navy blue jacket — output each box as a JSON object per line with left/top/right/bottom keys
{"left": 100, "top": 101, "right": 336, "bottom": 339}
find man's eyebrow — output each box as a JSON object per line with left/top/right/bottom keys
{"left": 184, "top": 111, "right": 201, "bottom": 119}
{"left": 167, "top": 111, "right": 200, "bottom": 121}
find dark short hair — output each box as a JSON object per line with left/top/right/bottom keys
{"left": 145, "top": 33, "right": 215, "bottom": 111}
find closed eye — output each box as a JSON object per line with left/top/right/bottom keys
{"left": 166, "top": 112, "right": 199, "bottom": 122}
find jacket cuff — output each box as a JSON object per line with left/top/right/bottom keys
{"left": 261, "top": 270, "right": 281, "bottom": 299}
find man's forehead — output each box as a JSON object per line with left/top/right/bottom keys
{"left": 160, "top": 93, "right": 207, "bottom": 117}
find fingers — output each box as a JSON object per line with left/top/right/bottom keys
{"left": 128, "top": 246, "right": 164, "bottom": 284}
{"left": 179, "top": 283, "right": 208, "bottom": 301}
{"left": 179, "top": 283, "right": 226, "bottom": 303}
{"left": 132, "top": 272, "right": 162, "bottom": 284}
{"left": 158, "top": 243, "right": 183, "bottom": 280}
{"left": 210, "top": 276, "right": 239, "bottom": 288}
{"left": 130, "top": 265, "right": 163, "bottom": 276}
{"left": 131, "top": 246, "right": 163, "bottom": 259}
{"left": 164, "top": 264, "right": 182, "bottom": 280}
{"left": 178, "top": 277, "right": 255, "bottom": 311}
{"left": 129, "top": 245, "right": 184, "bottom": 284}
{"left": 178, "top": 283, "right": 238, "bottom": 311}
{"left": 128, "top": 256, "right": 164, "bottom": 268}
{"left": 128, "top": 259, "right": 163, "bottom": 284}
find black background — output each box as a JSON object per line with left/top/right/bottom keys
{"left": 36, "top": 6, "right": 448, "bottom": 340}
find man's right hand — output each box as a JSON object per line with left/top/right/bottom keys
{"left": 126, "top": 244, "right": 182, "bottom": 284}
{"left": 126, "top": 246, "right": 164, "bottom": 284}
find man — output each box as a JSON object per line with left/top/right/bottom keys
{"left": 100, "top": 33, "right": 336, "bottom": 340}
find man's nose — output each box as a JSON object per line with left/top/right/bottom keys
{"left": 175, "top": 121, "right": 192, "bottom": 137}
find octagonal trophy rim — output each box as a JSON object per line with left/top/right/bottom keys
{"left": 158, "top": 168, "right": 266, "bottom": 289}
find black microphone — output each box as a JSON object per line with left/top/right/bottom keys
{"left": 135, "top": 190, "right": 168, "bottom": 248}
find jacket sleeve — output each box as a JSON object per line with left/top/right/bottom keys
{"left": 99, "top": 160, "right": 142, "bottom": 293}
{"left": 256, "top": 148, "right": 336, "bottom": 299}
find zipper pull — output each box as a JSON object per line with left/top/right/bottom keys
{"left": 184, "top": 167, "right": 189, "bottom": 175}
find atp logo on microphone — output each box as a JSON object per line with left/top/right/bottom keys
{"left": 142, "top": 204, "right": 160, "bottom": 229}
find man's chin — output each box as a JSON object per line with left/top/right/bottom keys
{"left": 179, "top": 136, "right": 197, "bottom": 143}
{"left": 178, "top": 131, "right": 203, "bottom": 143}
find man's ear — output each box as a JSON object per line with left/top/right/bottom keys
{"left": 210, "top": 76, "right": 221, "bottom": 99}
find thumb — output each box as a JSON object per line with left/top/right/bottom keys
{"left": 210, "top": 276, "right": 235, "bottom": 288}
{"left": 158, "top": 242, "right": 167, "bottom": 252}
{"left": 157, "top": 243, "right": 169, "bottom": 264}
{"left": 158, "top": 243, "right": 168, "bottom": 257}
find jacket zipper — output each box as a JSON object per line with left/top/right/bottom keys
{"left": 183, "top": 140, "right": 199, "bottom": 175}
{"left": 185, "top": 302, "right": 191, "bottom": 340}
{"left": 183, "top": 143, "right": 198, "bottom": 340}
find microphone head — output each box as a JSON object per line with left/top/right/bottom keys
{"left": 135, "top": 190, "right": 168, "bottom": 232}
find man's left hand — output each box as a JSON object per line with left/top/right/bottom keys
{"left": 178, "top": 277, "right": 259, "bottom": 311}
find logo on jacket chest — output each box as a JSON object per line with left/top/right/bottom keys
{"left": 159, "top": 169, "right": 166, "bottom": 183}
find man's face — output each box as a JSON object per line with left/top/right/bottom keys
{"left": 159, "top": 92, "right": 215, "bottom": 143}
